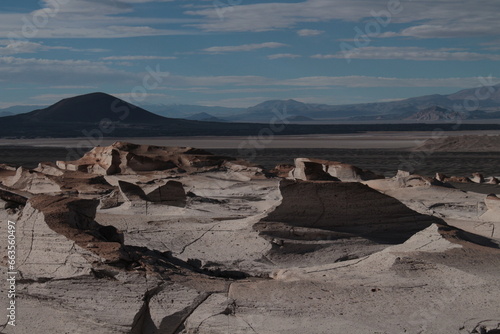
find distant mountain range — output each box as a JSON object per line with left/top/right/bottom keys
{"left": 3, "top": 84, "right": 500, "bottom": 124}
{"left": 3, "top": 92, "right": 499, "bottom": 138}
{"left": 152, "top": 83, "right": 500, "bottom": 122}
{"left": 139, "top": 103, "right": 245, "bottom": 118}
{"left": 223, "top": 84, "right": 500, "bottom": 122}
{"left": 0, "top": 93, "right": 248, "bottom": 138}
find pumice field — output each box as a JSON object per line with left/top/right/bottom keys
{"left": 1, "top": 142, "right": 499, "bottom": 333}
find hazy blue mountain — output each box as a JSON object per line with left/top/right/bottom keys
{"left": 4, "top": 92, "right": 498, "bottom": 138}
{"left": 227, "top": 84, "right": 500, "bottom": 122}
{"left": 0, "top": 111, "right": 14, "bottom": 117}
{"left": 0, "top": 105, "right": 47, "bottom": 117}
{"left": 184, "top": 112, "right": 226, "bottom": 122}
{"left": 140, "top": 103, "right": 245, "bottom": 118}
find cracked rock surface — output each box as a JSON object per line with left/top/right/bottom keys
{"left": 1, "top": 143, "right": 499, "bottom": 334}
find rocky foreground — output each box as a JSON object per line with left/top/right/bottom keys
{"left": 1, "top": 142, "right": 499, "bottom": 334}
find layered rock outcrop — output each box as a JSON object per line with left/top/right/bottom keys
{"left": 289, "top": 158, "right": 384, "bottom": 182}
{"left": 481, "top": 194, "right": 500, "bottom": 224}
{"left": 4, "top": 167, "right": 62, "bottom": 194}
{"left": 118, "top": 180, "right": 186, "bottom": 209}
{"left": 254, "top": 179, "right": 444, "bottom": 266}
{"left": 56, "top": 141, "right": 234, "bottom": 175}
{"left": 14, "top": 195, "right": 125, "bottom": 279}
{"left": 256, "top": 179, "right": 440, "bottom": 241}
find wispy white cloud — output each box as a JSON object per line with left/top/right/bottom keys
{"left": 0, "top": 0, "right": 198, "bottom": 39}
{"left": 297, "top": 29, "right": 324, "bottom": 37}
{"left": 0, "top": 56, "right": 139, "bottom": 85}
{"left": 0, "top": 40, "right": 107, "bottom": 55}
{"left": 312, "top": 47, "right": 500, "bottom": 61}
{"left": 202, "top": 42, "right": 288, "bottom": 54}
{"left": 159, "top": 86, "right": 329, "bottom": 95}
{"left": 2, "top": 53, "right": 497, "bottom": 106}
{"left": 186, "top": 0, "right": 500, "bottom": 41}
{"left": 29, "top": 91, "right": 173, "bottom": 104}
{"left": 154, "top": 73, "right": 499, "bottom": 89}
{"left": 377, "top": 98, "right": 406, "bottom": 103}
{"left": 279, "top": 76, "right": 495, "bottom": 88}
{"left": 47, "top": 85, "right": 98, "bottom": 89}
{"left": 102, "top": 55, "right": 177, "bottom": 60}
{"left": 267, "top": 53, "right": 301, "bottom": 59}
{"left": 163, "top": 75, "right": 271, "bottom": 86}
{"left": 29, "top": 93, "right": 83, "bottom": 101}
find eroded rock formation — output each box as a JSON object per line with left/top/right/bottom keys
{"left": 56, "top": 141, "right": 234, "bottom": 175}
{"left": 289, "top": 158, "right": 384, "bottom": 182}
{"left": 14, "top": 195, "right": 124, "bottom": 279}
{"left": 256, "top": 179, "right": 440, "bottom": 238}
{"left": 1, "top": 142, "right": 499, "bottom": 334}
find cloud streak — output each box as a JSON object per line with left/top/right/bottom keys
{"left": 0, "top": 0, "right": 198, "bottom": 39}
{"left": 0, "top": 56, "right": 139, "bottom": 85}
{"left": 312, "top": 47, "right": 500, "bottom": 61}
{"left": 202, "top": 42, "right": 288, "bottom": 54}
{"left": 0, "top": 40, "right": 106, "bottom": 55}
{"left": 102, "top": 55, "right": 177, "bottom": 60}
{"left": 158, "top": 74, "right": 498, "bottom": 89}
{"left": 186, "top": 0, "right": 500, "bottom": 41}
{"left": 297, "top": 29, "right": 324, "bottom": 37}
{"left": 267, "top": 53, "right": 301, "bottom": 59}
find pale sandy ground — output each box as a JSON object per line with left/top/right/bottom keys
{"left": 2, "top": 130, "right": 500, "bottom": 149}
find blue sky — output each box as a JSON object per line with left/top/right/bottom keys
{"left": 1, "top": 0, "right": 499, "bottom": 108}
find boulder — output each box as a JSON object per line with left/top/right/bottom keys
{"left": 34, "top": 162, "right": 65, "bottom": 176}
{"left": 0, "top": 164, "right": 17, "bottom": 180}
{"left": 222, "top": 160, "right": 265, "bottom": 180}
{"left": 270, "top": 164, "right": 295, "bottom": 178}
{"left": 471, "top": 172, "right": 485, "bottom": 184}
{"left": 289, "top": 158, "right": 383, "bottom": 182}
{"left": 118, "top": 180, "right": 148, "bottom": 203}
{"left": 98, "top": 189, "right": 124, "bottom": 209}
{"left": 480, "top": 194, "right": 500, "bottom": 225}
{"left": 485, "top": 194, "right": 500, "bottom": 211}
{"left": 289, "top": 158, "right": 339, "bottom": 181}
{"left": 395, "top": 173, "right": 442, "bottom": 188}
{"left": 13, "top": 195, "right": 125, "bottom": 279}
{"left": 145, "top": 180, "right": 186, "bottom": 207}
{"left": 118, "top": 180, "right": 187, "bottom": 208}
{"left": 0, "top": 185, "right": 28, "bottom": 211}
{"left": 57, "top": 141, "right": 234, "bottom": 175}
{"left": 435, "top": 172, "right": 448, "bottom": 182}
{"left": 4, "top": 167, "right": 62, "bottom": 194}
{"left": 485, "top": 176, "right": 500, "bottom": 185}
{"left": 254, "top": 179, "right": 444, "bottom": 266}
{"left": 444, "top": 176, "right": 472, "bottom": 183}
{"left": 0, "top": 163, "right": 16, "bottom": 171}
{"left": 396, "top": 170, "right": 411, "bottom": 178}
{"left": 53, "top": 173, "right": 114, "bottom": 196}
{"left": 256, "top": 179, "right": 440, "bottom": 241}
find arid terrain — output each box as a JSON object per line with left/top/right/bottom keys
{"left": 3, "top": 0, "right": 500, "bottom": 331}
{"left": 1, "top": 139, "right": 499, "bottom": 334}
